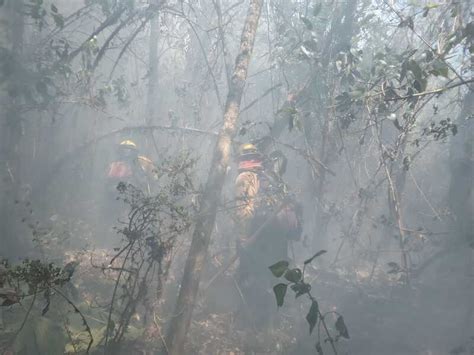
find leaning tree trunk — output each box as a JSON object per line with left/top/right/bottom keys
{"left": 164, "top": 1, "right": 264, "bottom": 354}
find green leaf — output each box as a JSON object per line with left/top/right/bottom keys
{"left": 273, "top": 283, "right": 288, "bottom": 307}
{"left": 425, "top": 3, "right": 440, "bottom": 9}
{"left": 304, "top": 250, "right": 327, "bottom": 265}
{"left": 407, "top": 60, "right": 423, "bottom": 83}
{"left": 335, "top": 315, "right": 350, "bottom": 339}
{"left": 284, "top": 268, "right": 302, "bottom": 283}
{"left": 290, "top": 282, "right": 311, "bottom": 298}
{"left": 53, "top": 13, "right": 64, "bottom": 28}
{"left": 413, "top": 77, "right": 427, "bottom": 92}
{"left": 51, "top": 4, "right": 58, "bottom": 13}
{"left": 430, "top": 59, "right": 449, "bottom": 78}
{"left": 269, "top": 260, "right": 289, "bottom": 277}
{"left": 306, "top": 300, "right": 319, "bottom": 334}
{"left": 42, "top": 289, "right": 50, "bottom": 316}
{"left": 400, "top": 59, "right": 408, "bottom": 82}
{"left": 451, "top": 124, "right": 457, "bottom": 136}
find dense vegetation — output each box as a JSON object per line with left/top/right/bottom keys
{"left": 0, "top": 0, "right": 472, "bottom": 354}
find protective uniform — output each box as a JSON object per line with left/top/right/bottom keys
{"left": 235, "top": 145, "right": 301, "bottom": 241}
{"left": 234, "top": 144, "right": 302, "bottom": 328}
{"left": 106, "top": 140, "right": 158, "bottom": 193}
{"left": 98, "top": 140, "right": 158, "bottom": 244}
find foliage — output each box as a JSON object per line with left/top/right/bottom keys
{"left": 269, "top": 250, "right": 348, "bottom": 354}
{"left": 102, "top": 152, "right": 197, "bottom": 352}
{"left": 0, "top": 259, "right": 76, "bottom": 308}
{"left": 0, "top": 258, "right": 91, "bottom": 353}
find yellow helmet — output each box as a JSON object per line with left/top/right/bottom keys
{"left": 239, "top": 143, "right": 258, "bottom": 156}
{"left": 119, "top": 140, "right": 137, "bottom": 150}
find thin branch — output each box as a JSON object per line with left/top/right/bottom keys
{"left": 383, "top": 78, "right": 474, "bottom": 101}
{"left": 108, "top": 16, "right": 151, "bottom": 80}
{"left": 186, "top": 18, "right": 224, "bottom": 111}
{"left": 52, "top": 286, "right": 94, "bottom": 353}
{"left": 11, "top": 290, "right": 37, "bottom": 346}
{"left": 104, "top": 241, "right": 136, "bottom": 353}
{"left": 240, "top": 83, "right": 282, "bottom": 113}
{"left": 273, "top": 140, "right": 336, "bottom": 176}
{"left": 408, "top": 169, "right": 442, "bottom": 221}
{"left": 92, "top": 10, "right": 139, "bottom": 71}
{"left": 68, "top": 6, "right": 127, "bottom": 61}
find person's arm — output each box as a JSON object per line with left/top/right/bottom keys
{"left": 234, "top": 171, "right": 259, "bottom": 225}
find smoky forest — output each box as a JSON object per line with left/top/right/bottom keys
{"left": 0, "top": 0, "right": 473, "bottom": 354}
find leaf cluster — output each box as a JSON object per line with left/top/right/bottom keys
{"left": 269, "top": 250, "right": 349, "bottom": 354}
{"left": 0, "top": 259, "right": 76, "bottom": 308}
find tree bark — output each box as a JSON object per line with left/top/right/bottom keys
{"left": 146, "top": 2, "right": 160, "bottom": 125}
{"left": 448, "top": 89, "right": 473, "bottom": 244}
{"left": 164, "top": 1, "right": 264, "bottom": 353}
{"left": 0, "top": 0, "right": 25, "bottom": 256}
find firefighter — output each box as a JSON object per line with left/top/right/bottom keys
{"left": 106, "top": 139, "right": 158, "bottom": 194}
{"left": 234, "top": 143, "right": 302, "bottom": 328}
{"left": 98, "top": 140, "right": 158, "bottom": 244}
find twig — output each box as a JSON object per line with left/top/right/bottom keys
{"left": 408, "top": 169, "right": 442, "bottom": 221}
{"left": 153, "top": 310, "right": 169, "bottom": 354}
{"left": 104, "top": 241, "right": 135, "bottom": 353}
{"left": 240, "top": 83, "right": 282, "bottom": 113}
{"left": 311, "top": 291, "right": 338, "bottom": 355}
{"left": 10, "top": 290, "right": 37, "bottom": 346}
{"left": 383, "top": 78, "right": 474, "bottom": 101}
{"left": 52, "top": 286, "right": 94, "bottom": 353}
{"left": 108, "top": 16, "right": 151, "bottom": 81}
{"left": 274, "top": 140, "right": 336, "bottom": 176}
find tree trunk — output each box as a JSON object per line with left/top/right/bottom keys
{"left": 146, "top": 2, "right": 160, "bottom": 125}
{"left": 448, "top": 88, "right": 473, "bottom": 340}
{"left": 448, "top": 89, "right": 473, "bottom": 244}
{"left": 0, "top": 0, "right": 25, "bottom": 256}
{"left": 164, "top": 1, "right": 264, "bottom": 354}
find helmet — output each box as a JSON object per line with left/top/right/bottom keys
{"left": 239, "top": 143, "right": 258, "bottom": 156}
{"left": 119, "top": 140, "right": 137, "bottom": 150}
{"left": 118, "top": 139, "right": 138, "bottom": 160}
{"left": 238, "top": 143, "right": 263, "bottom": 171}
{"left": 238, "top": 143, "right": 263, "bottom": 160}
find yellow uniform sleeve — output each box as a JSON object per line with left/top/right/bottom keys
{"left": 235, "top": 171, "right": 260, "bottom": 225}
{"left": 138, "top": 155, "right": 159, "bottom": 180}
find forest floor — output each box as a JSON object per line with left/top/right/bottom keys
{"left": 1, "top": 222, "right": 473, "bottom": 355}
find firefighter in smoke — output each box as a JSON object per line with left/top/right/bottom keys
{"left": 98, "top": 139, "right": 158, "bottom": 242}
{"left": 234, "top": 143, "right": 302, "bottom": 328}
{"left": 106, "top": 139, "right": 158, "bottom": 194}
